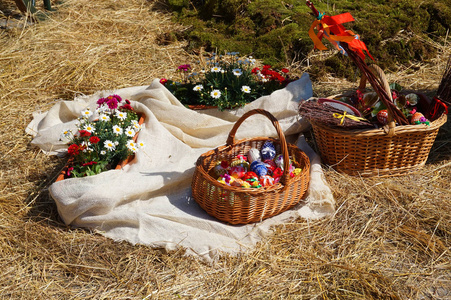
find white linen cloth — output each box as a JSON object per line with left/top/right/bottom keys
{"left": 26, "top": 74, "right": 335, "bottom": 262}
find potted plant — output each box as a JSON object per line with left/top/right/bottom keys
{"left": 57, "top": 94, "right": 145, "bottom": 181}
{"left": 160, "top": 52, "right": 295, "bottom": 111}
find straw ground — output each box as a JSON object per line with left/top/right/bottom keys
{"left": 1, "top": 0, "right": 450, "bottom": 298}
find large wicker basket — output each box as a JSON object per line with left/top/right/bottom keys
{"left": 191, "top": 109, "right": 310, "bottom": 225}
{"left": 310, "top": 65, "right": 447, "bottom": 177}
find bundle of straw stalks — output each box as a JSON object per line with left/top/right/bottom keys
{"left": 298, "top": 100, "right": 374, "bottom": 130}
{"left": 1, "top": 0, "right": 450, "bottom": 298}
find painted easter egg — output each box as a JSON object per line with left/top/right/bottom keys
{"left": 247, "top": 148, "right": 261, "bottom": 163}
{"left": 229, "top": 165, "right": 246, "bottom": 178}
{"left": 250, "top": 161, "right": 268, "bottom": 177}
{"left": 263, "top": 159, "right": 276, "bottom": 174}
{"left": 260, "top": 141, "right": 276, "bottom": 161}
{"left": 411, "top": 112, "right": 425, "bottom": 124}
{"left": 217, "top": 174, "right": 234, "bottom": 186}
{"left": 230, "top": 158, "right": 249, "bottom": 170}
{"left": 242, "top": 171, "right": 258, "bottom": 181}
{"left": 259, "top": 175, "right": 275, "bottom": 187}
{"left": 231, "top": 178, "right": 251, "bottom": 188}
{"left": 213, "top": 160, "right": 229, "bottom": 177}
{"left": 274, "top": 154, "right": 294, "bottom": 171}
{"left": 376, "top": 109, "right": 389, "bottom": 125}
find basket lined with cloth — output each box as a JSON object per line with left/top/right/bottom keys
{"left": 191, "top": 109, "right": 310, "bottom": 225}
{"left": 300, "top": 65, "right": 447, "bottom": 177}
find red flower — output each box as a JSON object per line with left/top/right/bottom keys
{"left": 67, "top": 144, "right": 80, "bottom": 156}
{"left": 263, "top": 65, "right": 271, "bottom": 69}
{"left": 79, "top": 130, "right": 91, "bottom": 137}
{"left": 273, "top": 167, "right": 283, "bottom": 178}
{"left": 281, "top": 68, "right": 289, "bottom": 73}
{"left": 66, "top": 167, "right": 74, "bottom": 177}
{"left": 82, "top": 161, "right": 98, "bottom": 167}
{"left": 251, "top": 67, "right": 260, "bottom": 74}
{"left": 177, "top": 64, "right": 191, "bottom": 72}
{"left": 160, "top": 78, "right": 168, "bottom": 84}
{"left": 106, "top": 98, "right": 118, "bottom": 109}
{"left": 89, "top": 136, "right": 100, "bottom": 144}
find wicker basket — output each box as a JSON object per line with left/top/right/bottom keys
{"left": 310, "top": 65, "right": 447, "bottom": 177}
{"left": 191, "top": 109, "right": 310, "bottom": 225}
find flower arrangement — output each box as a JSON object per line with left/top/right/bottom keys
{"left": 336, "top": 82, "right": 431, "bottom": 126}
{"left": 60, "top": 95, "right": 145, "bottom": 178}
{"left": 160, "top": 52, "right": 295, "bottom": 110}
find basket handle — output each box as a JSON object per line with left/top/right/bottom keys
{"left": 358, "top": 64, "right": 396, "bottom": 136}
{"left": 226, "top": 109, "right": 291, "bottom": 185}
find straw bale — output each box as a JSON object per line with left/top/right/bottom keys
{"left": 1, "top": 0, "right": 450, "bottom": 299}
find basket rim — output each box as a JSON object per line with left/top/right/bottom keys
{"left": 310, "top": 112, "right": 447, "bottom": 136}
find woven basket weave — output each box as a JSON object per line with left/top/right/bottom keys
{"left": 192, "top": 109, "right": 310, "bottom": 225}
{"left": 310, "top": 65, "right": 447, "bottom": 177}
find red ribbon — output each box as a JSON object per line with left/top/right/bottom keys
{"left": 430, "top": 97, "right": 449, "bottom": 119}
{"left": 308, "top": 12, "right": 373, "bottom": 60}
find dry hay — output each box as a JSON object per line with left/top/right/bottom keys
{"left": 1, "top": 0, "right": 450, "bottom": 299}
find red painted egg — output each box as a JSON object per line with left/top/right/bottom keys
{"left": 376, "top": 109, "right": 389, "bottom": 125}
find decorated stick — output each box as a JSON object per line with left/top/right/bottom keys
{"left": 428, "top": 54, "right": 450, "bottom": 120}
{"left": 305, "top": 0, "right": 409, "bottom": 125}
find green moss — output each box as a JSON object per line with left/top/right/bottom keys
{"left": 160, "top": 0, "right": 451, "bottom": 79}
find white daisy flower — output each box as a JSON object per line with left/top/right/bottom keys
{"left": 81, "top": 108, "right": 93, "bottom": 118}
{"left": 126, "top": 140, "right": 136, "bottom": 150}
{"left": 137, "top": 141, "right": 146, "bottom": 149}
{"left": 241, "top": 85, "right": 251, "bottom": 93}
{"left": 115, "top": 110, "right": 127, "bottom": 120}
{"left": 59, "top": 130, "right": 73, "bottom": 142}
{"left": 114, "top": 141, "right": 119, "bottom": 146}
{"left": 131, "top": 119, "right": 141, "bottom": 130}
{"left": 129, "top": 146, "right": 138, "bottom": 153}
{"left": 112, "top": 125, "right": 123, "bottom": 135}
{"left": 210, "top": 89, "right": 221, "bottom": 99}
{"left": 232, "top": 68, "right": 242, "bottom": 76}
{"left": 124, "top": 127, "right": 135, "bottom": 137}
{"left": 211, "top": 66, "right": 222, "bottom": 73}
{"left": 99, "top": 114, "right": 110, "bottom": 122}
{"left": 84, "top": 124, "right": 96, "bottom": 133}
{"left": 81, "top": 141, "right": 92, "bottom": 152}
{"left": 193, "top": 84, "right": 203, "bottom": 91}
{"left": 104, "top": 140, "right": 115, "bottom": 151}
{"left": 100, "top": 150, "right": 106, "bottom": 155}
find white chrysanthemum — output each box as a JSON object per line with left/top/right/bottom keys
{"left": 210, "top": 89, "right": 221, "bottom": 99}
{"left": 241, "top": 85, "right": 251, "bottom": 93}
{"left": 124, "top": 127, "right": 135, "bottom": 137}
{"left": 104, "top": 140, "right": 115, "bottom": 151}
{"left": 130, "top": 119, "right": 141, "bottom": 130}
{"left": 137, "top": 141, "right": 146, "bottom": 148}
{"left": 59, "top": 130, "right": 73, "bottom": 142}
{"left": 115, "top": 110, "right": 127, "bottom": 120}
{"left": 211, "top": 66, "right": 222, "bottom": 73}
{"left": 99, "top": 114, "right": 110, "bottom": 122}
{"left": 126, "top": 140, "right": 136, "bottom": 150}
{"left": 232, "top": 68, "right": 242, "bottom": 76}
{"left": 100, "top": 150, "right": 106, "bottom": 155}
{"left": 84, "top": 124, "right": 96, "bottom": 133}
{"left": 81, "top": 108, "right": 93, "bottom": 118}
{"left": 112, "top": 125, "right": 123, "bottom": 135}
{"left": 193, "top": 84, "right": 203, "bottom": 91}
{"left": 129, "top": 146, "right": 138, "bottom": 153}
{"left": 81, "top": 141, "right": 92, "bottom": 152}
{"left": 114, "top": 141, "right": 119, "bottom": 146}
